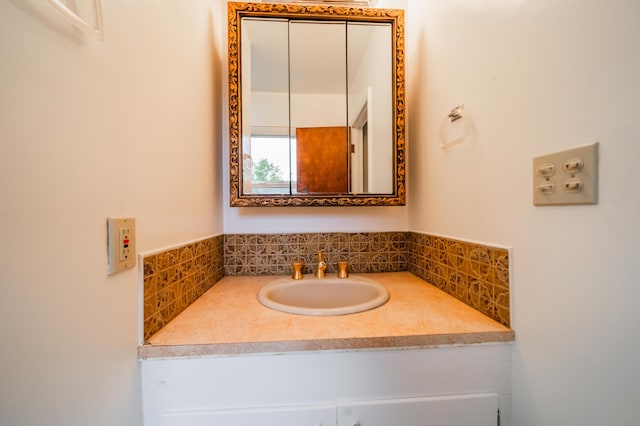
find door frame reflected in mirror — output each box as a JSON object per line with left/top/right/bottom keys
{"left": 228, "top": 2, "right": 405, "bottom": 207}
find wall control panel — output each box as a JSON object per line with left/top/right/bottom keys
{"left": 107, "top": 217, "right": 136, "bottom": 275}
{"left": 533, "top": 142, "right": 599, "bottom": 206}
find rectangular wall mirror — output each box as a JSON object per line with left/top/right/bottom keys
{"left": 228, "top": 2, "right": 405, "bottom": 207}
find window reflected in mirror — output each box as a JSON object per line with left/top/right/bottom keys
{"left": 245, "top": 135, "right": 295, "bottom": 195}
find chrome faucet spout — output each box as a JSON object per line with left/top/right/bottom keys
{"left": 315, "top": 252, "right": 327, "bottom": 279}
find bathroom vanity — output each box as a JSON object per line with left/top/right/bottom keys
{"left": 140, "top": 1, "right": 514, "bottom": 423}
{"left": 139, "top": 273, "right": 514, "bottom": 425}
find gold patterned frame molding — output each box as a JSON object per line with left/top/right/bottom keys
{"left": 228, "top": 1, "right": 406, "bottom": 207}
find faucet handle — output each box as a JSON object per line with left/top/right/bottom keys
{"left": 337, "top": 261, "right": 349, "bottom": 278}
{"left": 291, "top": 260, "right": 304, "bottom": 280}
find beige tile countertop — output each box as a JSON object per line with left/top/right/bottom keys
{"left": 139, "top": 272, "right": 514, "bottom": 359}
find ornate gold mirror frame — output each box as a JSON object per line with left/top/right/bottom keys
{"left": 228, "top": 2, "right": 405, "bottom": 207}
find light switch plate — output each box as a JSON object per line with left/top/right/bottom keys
{"left": 107, "top": 217, "right": 136, "bottom": 275}
{"left": 533, "top": 142, "right": 599, "bottom": 206}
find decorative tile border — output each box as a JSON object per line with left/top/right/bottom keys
{"left": 142, "top": 231, "right": 510, "bottom": 340}
{"left": 142, "top": 235, "right": 224, "bottom": 341}
{"left": 224, "top": 232, "right": 408, "bottom": 276}
{"left": 407, "top": 233, "right": 510, "bottom": 327}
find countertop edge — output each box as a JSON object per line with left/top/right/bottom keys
{"left": 138, "top": 330, "right": 515, "bottom": 360}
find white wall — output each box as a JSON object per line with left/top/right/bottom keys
{"left": 406, "top": 1, "right": 640, "bottom": 424}
{"left": 0, "top": 0, "right": 224, "bottom": 425}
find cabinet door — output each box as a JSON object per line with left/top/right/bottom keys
{"left": 337, "top": 393, "right": 498, "bottom": 426}
{"left": 159, "top": 403, "right": 336, "bottom": 426}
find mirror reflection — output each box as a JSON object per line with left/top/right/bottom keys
{"left": 229, "top": 2, "right": 405, "bottom": 206}
{"left": 242, "top": 19, "right": 392, "bottom": 195}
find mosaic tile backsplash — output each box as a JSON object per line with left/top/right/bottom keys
{"left": 224, "top": 232, "right": 408, "bottom": 276}
{"left": 142, "top": 231, "right": 510, "bottom": 340}
{"left": 142, "top": 235, "right": 224, "bottom": 341}
{"left": 407, "top": 233, "right": 510, "bottom": 327}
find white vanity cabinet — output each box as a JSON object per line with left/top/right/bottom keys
{"left": 141, "top": 344, "right": 511, "bottom": 426}
{"left": 154, "top": 394, "right": 498, "bottom": 426}
{"left": 337, "top": 393, "right": 498, "bottom": 426}
{"left": 156, "top": 404, "right": 336, "bottom": 426}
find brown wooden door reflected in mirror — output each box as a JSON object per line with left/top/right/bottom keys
{"left": 296, "top": 126, "right": 349, "bottom": 194}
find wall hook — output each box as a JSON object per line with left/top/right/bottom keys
{"left": 448, "top": 104, "right": 464, "bottom": 122}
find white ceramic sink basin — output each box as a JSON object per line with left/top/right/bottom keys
{"left": 257, "top": 276, "right": 389, "bottom": 316}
